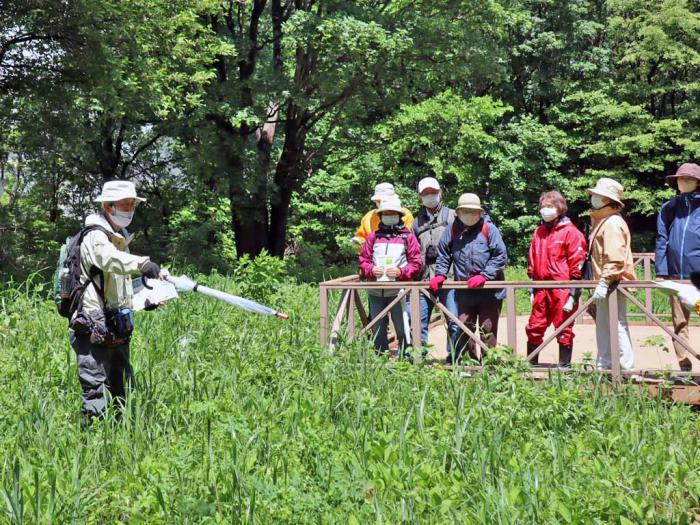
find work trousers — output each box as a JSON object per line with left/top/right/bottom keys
{"left": 452, "top": 291, "right": 502, "bottom": 362}
{"left": 525, "top": 289, "right": 577, "bottom": 347}
{"left": 70, "top": 331, "right": 133, "bottom": 417}
{"left": 595, "top": 294, "right": 634, "bottom": 371}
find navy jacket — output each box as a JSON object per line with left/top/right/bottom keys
{"left": 656, "top": 191, "right": 700, "bottom": 279}
{"left": 435, "top": 215, "right": 508, "bottom": 301}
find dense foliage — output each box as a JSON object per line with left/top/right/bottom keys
{"left": 2, "top": 0, "right": 700, "bottom": 278}
{"left": 1, "top": 277, "right": 699, "bottom": 523}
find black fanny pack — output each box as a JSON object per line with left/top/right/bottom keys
{"left": 425, "top": 244, "right": 439, "bottom": 265}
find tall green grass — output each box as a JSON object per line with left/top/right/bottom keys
{"left": 1, "top": 276, "right": 699, "bottom": 523}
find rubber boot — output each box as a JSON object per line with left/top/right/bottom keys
{"left": 558, "top": 344, "right": 573, "bottom": 368}
{"left": 527, "top": 342, "right": 539, "bottom": 366}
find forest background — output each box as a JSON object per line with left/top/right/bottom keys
{"left": 2, "top": 0, "right": 699, "bottom": 282}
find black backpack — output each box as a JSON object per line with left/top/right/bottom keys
{"left": 53, "top": 225, "right": 109, "bottom": 318}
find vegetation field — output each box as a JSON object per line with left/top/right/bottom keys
{"left": 1, "top": 274, "right": 700, "bottom": 524}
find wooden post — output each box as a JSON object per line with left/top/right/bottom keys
{"left": 347, "top": 290, "right": 356, "bottom": 339}
{"left": 609, "top": 288, "right": 620, "bottom": 378}
{"left": 411, "top": 287, "right": 422, "bottom": 364}
{"left": 506, "top": 286, "right": 517, "bottom": 355}
{"left": 644, "top": 256, "right": 653, "bottom": 313}
{"left": 320, "top": 284, "right": 329, "bottom": 348}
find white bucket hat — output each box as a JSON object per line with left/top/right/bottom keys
{"left": 586, "top": 177, "right": 625, "bottom": 207}
{"left": 418, "top": 177, "right": 440, "bottom": 193}
{"left": 377, "top": 196, "right": 404, "bottom": 215}
{"left": 371, "top": 182, "right": 396, "bottom": 202}
{"left": 455, "top": 193, "right": 484, "bottom": 212}
{"left": 95, "top": 180, "right": 146, "bottom": 203}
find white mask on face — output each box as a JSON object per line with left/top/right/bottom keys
{"left": 590, "top": 195, "right": 606, "bottom": 210}
{"left": 421, "top": 194, "right": 441, "bottom": 209}
{"left": 382, "top": 214, "right": 400, "bottom": 226}
{"left": 109, "top": 206, "right": 134, "bottom": 228}
{"left": 458, "top": 211, "right": 480, "bottom": 226}
{"left": 540, "top": 207, "right": 558, "bottom": 222}
{"left": 677, "top": 178, "right": 698, "bottom": 194}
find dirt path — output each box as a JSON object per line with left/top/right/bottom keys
{"left": 426, "top": 316, "right": 700, "bottom": 370}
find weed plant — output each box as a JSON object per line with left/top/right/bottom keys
{"left": 0, "top": 276, "right": 699, "bottom": 523}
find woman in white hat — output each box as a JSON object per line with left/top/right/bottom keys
{"left": 358, "top": 196, "right": 422, "bottom": 355}
{"left": 430, "top": 193, "right": 508, "bottom": 364}
{"left": 587, "top": 177, "right": 636, "bottom": 371}
{"left": 352, "top": 182, "right": 414, "bottom": 249}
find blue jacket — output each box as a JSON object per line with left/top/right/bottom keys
{"left": 435, "top": 215, "right": 508, "bottom": 301}
{"left": 656, "top": 191, "right": 700, "bottom": 279}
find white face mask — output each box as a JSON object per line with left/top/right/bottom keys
{"left": 421, "top": 194, "right": 440, "bottom": 209}
{"left": 677, "top": 178, "right": 698, "bottom": 194}
{"left": 540, "top": 207, "right": 558, "bottom": 222}
{"left": 382, "top": 214, "right": 400, "bottom": 226}
{"left": 109, "top": 206, "right": 134, "bottom": 228}
{"left": 590, "top": 195, "right": 607, "bottom": 210}
{"left": 458, "top": 211, "right": 480, "bottom": 226}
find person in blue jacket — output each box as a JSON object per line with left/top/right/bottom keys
{"left": 655, "top": 163, "right": 700, "bottom": 371}
{"left": 430, "top": 193, "right": 508, "bottom": 364}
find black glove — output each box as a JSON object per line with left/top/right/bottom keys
{"left": 144, "top": 299, "right": 160, "bottom": 311}
{"left": 140, "top": 261, "right": 161, "bottom": 279}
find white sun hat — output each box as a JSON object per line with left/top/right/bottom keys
{"left": 418, "top": 177, "right": 440, "bottom": 193}
{"left": 371, "top": 182, "right": 396, "bottom": 202}
{"left": 586, "top": 177, "right": 625, "bottom": 207}
{"left": 377, "top": 196, "right": 405, "bottom": 215}
{"left": 95, "top": 180, "right": 146, "bottom": 203}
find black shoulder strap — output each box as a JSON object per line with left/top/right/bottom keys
{"left": 77, "top": 225, "right": 111, "bottom": 305}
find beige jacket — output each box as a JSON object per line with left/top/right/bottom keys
{"left": 589, "top": 208, "right": 636, "bottom": 283}
{"left": 78, "top": 213, "right": 150, "bottom": 314}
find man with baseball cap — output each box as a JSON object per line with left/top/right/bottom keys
{"left": 655, "top": 163, "right": 700, "bottom": 371}
{"left": 412, "top": 176, "right": 456, "bottom": 347}
{"left": 352, "top": 182, "right": 414, "bottom": 249}
{"left": 70, "top": 180, "right": 162, "bottom": 420}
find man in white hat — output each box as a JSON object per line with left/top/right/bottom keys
{"left": 412, "top": 176, "right": 457, "bottom": 346}
{"left": 70, "top": 180, "right": 162, "bottom": 420}
{"left": 352, "top": 182, "right": 414, "bottom": 249}
{"left": 587, "top": 177, "right": 636, "bottom": 371}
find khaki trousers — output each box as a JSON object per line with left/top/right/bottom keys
{"left": 670, "top": 295, "right": 692, "bottom": 362}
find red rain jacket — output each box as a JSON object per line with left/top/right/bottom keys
{"left": 527, "top": 217, "right": 587, "bottom": 281}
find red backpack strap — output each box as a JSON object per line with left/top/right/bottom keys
{"left": 449, "top": 221, "right": 460, "bottom": 246}
{"left": 481, "top": 221, "right": 490, "bottom": 243}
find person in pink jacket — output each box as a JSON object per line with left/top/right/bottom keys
{"left": 359, "top": 197, "right": 422, "bottom": 355}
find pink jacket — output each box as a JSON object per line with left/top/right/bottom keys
{"left": 358, "top": 226, "right": 422, "bottom": 283}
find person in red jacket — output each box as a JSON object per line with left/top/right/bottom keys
{"left": 525, "top": 191, "right": 587, "bottom": 366}
{"left": 358, "top": 197, "right": 422, "bottom": 356}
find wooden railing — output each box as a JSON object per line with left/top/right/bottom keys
{"left": 319, "top": 254, "right": 698, "bottom": 376}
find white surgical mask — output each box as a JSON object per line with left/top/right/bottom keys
{"left": 382, "top": 214, "right": 400, "bottom": 226}
{"left": 110, "top": 206, "right": 134, "bottom": 228}
{"left": 540, "top": 207, "right": 558, "bottom": 222}
{"left": 458, "top": 211, "right": 480, "bottom": 226}
{"left": 421, "top": 194, "right": 440, "bottom": 209}
{"left": 677, "top": 178, "right": 698, "bottom": 194}
{"left": 590, "top": 195, "right": 606, "bottom": 210}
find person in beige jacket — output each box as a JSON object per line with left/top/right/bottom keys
{"left": 70, "top": 180, "right": 162, "bottom": 419}
{"left": 587, "top": 178, "right": 636, "bottom": 371}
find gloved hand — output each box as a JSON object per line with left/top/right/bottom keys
{"left": 140, "top": 261, "right": 161, "bottom": 279}
{"left": 430, "top": 275, "right": 446, "bottom": 292}
{"left": 466, "top": 274, "right": 487, "bottom": 288}
{"left": 144, "top": 299, "right": 161, "bottom": 311}
{"left": 563, "top": 295, "right": 575, "bottom": 313}
{"left": 592, "top": 280, "right": 609, "bottom": 302}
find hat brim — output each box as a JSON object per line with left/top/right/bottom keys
{"left": 95, "top": 195, "right": 146, "bottom": 203}
{"left": 666, "top": 173, "right": 700, "bottom": 187}
{"left": 455, "top": 205, "right": 484, "bottom": 212}
{"left": 586, "top": 188, "right": 624, "bottom": 207}
{"left": 418, "top": 184, "right": 440, "bottom": 193}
